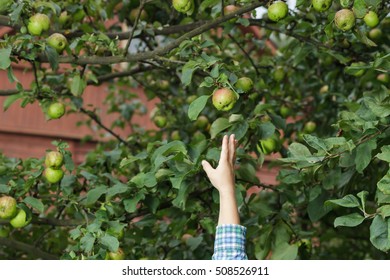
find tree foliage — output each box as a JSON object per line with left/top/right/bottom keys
{"left": 0, "top": 0, "right": 389, "bottom": 260}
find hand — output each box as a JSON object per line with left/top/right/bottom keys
{"left": 202, "top": 134, "right": 238, "bottom": 196}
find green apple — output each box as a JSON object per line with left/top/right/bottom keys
{"left": 172, "top": 0, "right": 194, "bottom": 14}
{"left": 0, "top": 0, "right": 12, "bottom": 14}
{"left": 312, "top": 0, "right": 332, "bottom": 12}
{"left": 340, "top": 0, "right": 353, "bottom": 8}
{"left": 106, "top": 248, "right": 125, "bottom": 260}
{"left": 0, "top": 196, "right": 17, "bottom": 219}
{"left": 303, "top": 121, "right": 317, "bottom": 133}
{"left": 157, "top": 80, "right": 170, "bottom": 90}
{"left": 153, "top": 115, "right": 167, "bottom": 128}
{"left": 0, "top": 225, "right": 10, "bottom": 237}
{"left": 258, "top": 137, "right": 277, "bottom": 155}
{"left": 212, "top": 87, "right": 237, "bottom": 111}
{"left": 235, "top": 77, "right": 253, "bottom": 93}
{"left": 44, "top": 167, "right": 64, "bottom": 184}
{"left": 186, "top": 95, "right": 197, "bottom": 104}
{"left": 334, "top": 9, "right": 355, "bottom": 31}
{"left": 195, "top": 115, "right": 209, "bottom": 130}
{"left": 130, "top": 8, "right": 148, "bottom": 22}
{"left": 27, "top": 13, "right": 50, "bottom": 36}
{"left": 170, "top": 130, "right": 181, "bottom": 141}
{"left": 45, "top": 151, "right": 64, "bottom": 169}
{"left": 273, "top": 66, "right": 285, "bottom": 82}
{"left": 348, "top": 62, "right": 365, "bottom": 77}
{"left": 47, "top": 102, "right": 65, "bottom": 119}
{"left": 10, "top": 209, "right": 31, "bottom": 228}
{"left": 364, "top": 11, "right": 379, "bottom": 28}
{"left": 279, "top": 105, "right": 291, "bottom": 118}
{"left": 368, "top": 28, "right": 382, "bottom": 41}
{"left": 267, "top": 1, "right": 288, "bottom": 22}
{"left": 47, "top": 33, "right": 67, "bottom": 53}
{"left": 320, "top": 85, "right": 329, "bottom": 94}
{"left": 377, "top": 74, "right": 390, "bottom": 84}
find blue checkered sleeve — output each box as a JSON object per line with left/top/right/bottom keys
{"left": 212, "top": 224, "right": 248, "bottom": 260}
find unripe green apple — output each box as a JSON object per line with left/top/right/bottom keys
{"left": 106, "top": 248, "right": 125, "bottom": 260}
{"left": 172, "top": 0, "right": 194, "bottom": 14}
{"left": 129, "top": 8, "right": 148, "bottom": 22}
{"left": 279, "top": 105, "right": 291, "bottom": 118}
{"left": 27, "top": 13, "right": 50, "bottom": 36}
{"left": 212, "top": 87, "right": 237, "bottom": 111}
{"left": 0, "top": 196, "right": 17, "bottom": 219}
{"left": 364, "top": 11, "right": 379, "bottom": 28}
{"left": 186, "top": 95, "right": 197, "bottom": 104}
{"left": 312, "top": 0, "right": 332, "bottom": 12}
{"left": 47, "top": 102, "right": 65, "bottom": 119}
{"left": 303, "top": 121, "right": 317, "bottom": 133}
{"left": 334, "top": 9, "right": 355, "bottom": 31}
{"left": 153, "top": 115, "right": 167, "bottom": 128}
{"left": 44, "top": 167, "right": 64, "bottom": 184}
{"left": 273, "top": 66, "right": 285, "bottom": 82}
{"left": 0, "top": 225, "right": 10, "bottom": 237}
{"left": 170, "top": 130, "right": 181, "bottom": 141}
{"left": 368, "top": 28, "right": 382, "bottom": 41}
{"left": 258, "top": 137, "right": 277, "bottom": 155}
{"left": 235, "top": 77, "right": 253, "bottom": 93}
{"left": 157, "top": 80, "right": 170, "bottom": 90}
{"left": 46, "top": 33, "right": 67, "bottom": 53}
{"left": 10, "top": 209, "right": 31, "bottom": 228}
{"left": 45, "top": 151, "right": 64, "bottom": 169}
{"left": 267, "top": 1, "right": 288, "bottom": 22}
{"left": 195, "top": 115, "right": 209, "bottom": 130}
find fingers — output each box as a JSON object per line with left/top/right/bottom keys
{"left": 229, "top": 134, "right": 236, "bottom": 164}
{"left": 201, "top": 160, "right": 214, "bottom": 177}
{"left": 219, "top": 135, "right": 229, "bottom": 164}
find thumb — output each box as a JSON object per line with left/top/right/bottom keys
{"left": 201, "top": 160, "right": 214, "bottom": 176}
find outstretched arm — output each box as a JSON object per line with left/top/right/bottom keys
{"left": 202, "top": 134, "right": 240, "bottom": 225}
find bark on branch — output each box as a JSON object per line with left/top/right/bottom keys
{"left": 0, "top": 237, "right": 59, "bottom": 259}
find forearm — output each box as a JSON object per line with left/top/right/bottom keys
{"left": 218, "top": 190, "right": 240, "bottom": 225}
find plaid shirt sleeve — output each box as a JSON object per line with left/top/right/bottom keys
{"left": 212, "top": 224, "right": 248, "bottom": 260}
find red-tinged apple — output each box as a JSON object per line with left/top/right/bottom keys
{"left": 334, "top": 9, "right": 355, "bottom": 31}
{"left": 106, "top": 248, "right": 125, "bottom": 260}
{"left": 212, "top": 88, "right": 237, "bottom": 111}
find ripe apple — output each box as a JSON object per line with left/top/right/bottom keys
{"left": 0, "top": 196, "right": 17, "bottom": 219}
{"left": 303, "top": 121, "right": 317, "bottom": 133}
{"left": 10, "top": 209, "right": 31, "bottom": 228}
{"left": 235, "top": 77, "right": 253, "bottom": 93}
{"left": 44, "top": 167, "right": 64, "bottom": 184}
{"left": 334, "top": 9, "right": 355, "bottom": 31}
{"left": 312, "top": 0, "right": 332, "bottom": 12}
{"left": 153, "top": 115, "right": 167, "bottom": 128}
{"left": 129, "top": 8, "right": 148, "bottom": 22}
{"left": 273, "top": 66, "right": 285, "bottom": 82}
{"left": 0, "top": 0, "right": 12, "bottom": 14}
{"left": 45, "top": 151, "right": 64, "bottom": 169}
{"left": 195, "top": 115, "right": 209, "bottom": 130}
{"left": 364, "top": 11, "right": 379, "bottom": 28}
{"left": 47, "top": 102, "right": 65, "bottom": 119}
{"left": 27, "top": 13, "right": 50, "bottom": 36}
{"left": 172, "top": 0, "right": 194, "bottom": 14}
{"left": 106, "top": 248, "right": 125, "bottom": 260}
{"left": 267, "top": 1, "right": 288, "bottom": 22}
{"left": 377, "top": 74, "right": 390, "bottom": 84}
{"left": 212, "top": 87, "right": 238, "bottom": 111}
{"left": 46, "top": 33, "right": 67, "bottom": 53}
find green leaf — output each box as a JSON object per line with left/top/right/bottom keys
{"left": 130, "top": 172, "right": 157, "bottom": 188}
{"left": 377, "top": 205, "right": 390, "bottom": 219}
{"left": 378, "top": 171, "right": 390, "bottom": 195}
{"left": 376, "top": 145, "right": 390, "bottom": 163}
{"left": 355, "top": 139, "right": 376, "bottom": 173}
{"left": 308, "top": 192, "right": 332, "bottom": 222}
{"left": 369, "top": 215, "right": 390, "bottom": 252}
{"left": 357, "top": 191, "right": 369, "bottom": 212}
{"left": 181, "top": 60, "right": 199, "bottom": 86}
{"left": 303, "top": 134, "right": 328, "bottom": 153}
{"left": 199, "top": 0, "right": 219, "bottom": 11}
{"left": 258, "top": 122, "right": 276, "bottom": 139}
{"left": 80, "top": 233, "right": 96, "bottom": 253}
{"left": 0, "top": 47, "right": 12, "bottom": 70}
{"left": 188, "top": 95, "right": 210, "bottom": 121}
{"left": 271, "top": 242, "right": 298, "bottom": 260}
{"left": 187, "top": 235, "right": 203, "bottom": 251}
{"left": 100, "top": 234, "right": 119, "bottom": 253}
{"left": 70, "top": 74, "right": 87, "bottom": 97}
{"left": 85, "top": 185, "right": 107, "bottom": 205}
{"left": 334, "top": 213, "right": 365, "bottom": 227}
{"left": 353, "top": 0, "right": 367, "bottom": 18}
{"left": 23, "top": 197, "right": 44, "bottom": 213}
{"left": 106, "top": 182, "right": 129, "bottom": 199}
{"left": 3, "top": 93, "right": 23, "bottom": 111}
{"left": 123, "top": 193, "right": 145, "bottom": 213}
{"left": 326, "top": 194, "right": 361, "bottom": 208}
{"left": 288, "top": 143, "right": 312, "bottom": 157}
{"left": 210, "top": 118, "right": 232, "bottom": 139}
{"left": 144, "top": 195, "right": 160, "bottom": 214}
{"left": 80, "top": 171, "right": 98, "bottom": 181}
{"left": 45, "top": 46, "right": 59, "bottom": 70}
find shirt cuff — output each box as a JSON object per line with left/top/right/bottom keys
{"left": 212, "top": 224, "right": 248, "bottom": 260}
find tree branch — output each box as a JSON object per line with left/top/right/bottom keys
{"left": 123, "top": 0, "right": 147, "bottom": 56}
{"left": 228, "top": 34, "right": 260, "bottom": 76}
{"left": 0, "top": 237, "right": 59, "bottom": 259}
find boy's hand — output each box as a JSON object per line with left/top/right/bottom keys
{"left": 202, "top": 134, "right": 238, "bottom": 195}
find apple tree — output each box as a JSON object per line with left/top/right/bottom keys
{"left": 0, "top": 0, "right": 389, "bottom": 259}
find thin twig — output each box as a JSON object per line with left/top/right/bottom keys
{"left": 123, "top": 0, "right": 146, "bottom": 56}
{"left": 228, "top": 34, "right": 260, "bottom": 76}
